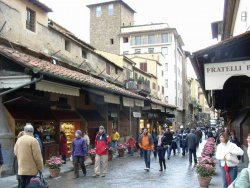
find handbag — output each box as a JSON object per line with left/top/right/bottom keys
{"left": 28, "top": 172, "right": 49, "bottom": 188}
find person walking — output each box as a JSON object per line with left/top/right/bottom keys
{"left": 126, "top": 135, "right": 136, "bottom": 156}
{"left": 186, "top": 129, "right": 199, "bottom": 165}
{"left": 157, "top": 130, "right": 167, "bottom": 171}
{"left": 137, "top": 129, "right": 144, "bottom": 158}
{"left": 0, "top": 143, "right": 3, "bottom": 178}
{"left": 164, "top": 128, "right": 173, "bottom": 160}
{"left": 180, "top": 130, "right": 187, "bottom": 156}
{"left": 72, "top": 130, "right": 87, "bottom": 179}
{"left": 216, "top": 132, "right": 244, "bottom": 188}
{"left": 93, "top": 126, "right": 111, "bottom": 177}
{"left": 151, "top": 128, "right": 158, "bottom": 158}
{"left": 83, "top": 131, "right": 90, "bottom": 151}
{"left": 14, "top": 123, "right": 43, "bottom": 188}
{"left": 139, "top": 128, "right": 154, "bottom": 172}
{"left": 110, "top": 129, "right": 120, "bottom": 155}
{"left": 60, "top": 131, "right": 67, "bottom": 164}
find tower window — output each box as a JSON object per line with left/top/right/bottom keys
{"left": 82, "top": 49, "right": 87, "bottom": 58}
{"left": 110, "top": 38, "right": 114, "bottom": 44}
{"left": 108, "top": 4, "right": 113, "bottom": 16}
{"left": 26, "top": 8, "right": 36, "bottom": 32}
{"left": 148, "top": 48, "right": 154, "bottom": 53}
{"left": 96, "top": 6, "right": 102, "bottom": 17}
{"left": 65, "top": 39, "right": 71, "bottom": 52}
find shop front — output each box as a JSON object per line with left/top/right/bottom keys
{"left": 52, "top": 110, "right": 82, "bottom": 157}
{"left": 4, "top": 96, "right": 59, "bottom": 161}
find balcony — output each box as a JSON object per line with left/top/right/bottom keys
{"left": 124, "top": 79, "right": 151, "bottom": 96}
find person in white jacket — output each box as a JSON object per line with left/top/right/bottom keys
{"left": 247, "top": 134, "right": 250, "bottom": 168}
{"left": 216, "top": 132, "right": 244, "bottom": 188}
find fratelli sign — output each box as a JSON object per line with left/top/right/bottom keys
{"left": 204, "top": 60, "right": 250, "bottom": 90}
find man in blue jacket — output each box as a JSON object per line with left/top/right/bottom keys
{"left": 72, "top": 130, "right": 87, "bottom": 179}
{"left": 186, "top": 129, "right": 199, "bottom": 165}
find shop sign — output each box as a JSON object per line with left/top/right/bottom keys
{"left": 133, "top": 112, "right": 141, "bottom": 118}
{"left": 110, "top": 112, "right": 118, "bottom": 118}
{"left": 204, "top": 60, "right": 250, "bottom": 90}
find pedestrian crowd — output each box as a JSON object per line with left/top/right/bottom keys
{"left": 2, "top": 122, "right": 250, "bottom": 188}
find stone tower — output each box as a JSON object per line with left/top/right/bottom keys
{"left": 87, "top": 0, "right": 135, "bottom": 55}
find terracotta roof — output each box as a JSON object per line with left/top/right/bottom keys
{"left": 0, "top": 45, "right": 144, "bottom": 100}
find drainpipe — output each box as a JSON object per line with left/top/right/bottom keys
{"left": 0, "top": 74, "right": 43, "bottom": 97}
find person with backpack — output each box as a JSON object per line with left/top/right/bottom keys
{"left": 93, "top": 126, "right": 111, "bottom": 177}
{"left": 157, "top": 130, "right": 167, "bottom": 171}
{"left": 72, "top": 130, "right": 87, "bottom": 179}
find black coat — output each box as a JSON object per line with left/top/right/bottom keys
{"left": 164, "top": 132, "right": 173, "bottom": 145}
{"left": 186, "top": 133, "right": 199, "bottom": 150}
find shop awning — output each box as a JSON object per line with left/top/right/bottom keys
{"left": 135, "top": 99, "right": 144, "bottom": 107}
{"left": 123, "top": 97, "right": 134, "bottom": 107}
{"left": 36, "top": 80, "right": 80, "bottom": 96}
{"left": 52, "top": 110, "right": 82, "bottom": 121}
{"left": 78, "top": 110, "right": 105, "bottom": 121}
{"left": 0, "top": 75, "right": 31, "bottom": 88}
{"left": 87, "top": 89, "right": 120, "bottom": 104}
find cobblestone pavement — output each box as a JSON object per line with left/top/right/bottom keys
{"left": 46, "top": 150, "right": 222, "bottom": 188}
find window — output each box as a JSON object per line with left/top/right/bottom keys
{"left": 106, "top": 63, "right": 111, "bottom": 75}
{"left": 165, "top": 79, "right": 168, "bottom": 88}
{"left": 140, "top": 63, "right": 147, "bottom": 72}
{"left": 135, "top": 73, "right": 138, "bottom": 80}
{"left": 96, "top": 6, "right": 101, "bottom": 17}
{"left": 162, "top": 86, "right": 164, "bottom": 95}
{"left": 165, "top": 96, "right": 169, "bottom": 103}
{"left": 161, "top": 47, "right": 168, "bottom": 56}
{"left": 148, "top": 48, "right": 154, "bottom": 53}
{"left": 65, "top": 39, "right": 71, "bottom": 52}
{"left": 108, "top": 4, "right": 113, "bottom": 16}
{"left": 241, "top": 11, "right": 247, "bottom": 22}
{"left": 26, "top": 8, "right": 36, "bottom": 32}
{"left": 85, "top": 94, "right": 90, "bottom": 105}
{"left": 115, "top": 67, "right": 118, "bottom": 74}
{"left": 123, "top": 51, "right": 129, "bottom": 55}
{"left": 162, "top": 70, "right": 164, "bottom": 76}
{"left": 135, "top": 36, "right": 141, "bottom": 45}
{"left": 161, "top": 34, "right": 168, "bottom": 43}
{"left": 165, "top": 63, "right": 168, "bottom": 71}
{"left": 148, "top": 35, "right": 156, "bottom": 44}
{"left": 135, "top": 49, "right": 141, "bottom": 54}
{"left": 158, "top": 85, "right": 160, "bottom": 91}
{"left": 152, "top": 82, "right": 156, "bottom": 90}
{"left": 123, "top": 37, "right": 129, "bottom": 43}
{"left": 82, "top": 49, "right": 87, "bottom": 58}
{"left": 126, "top": 70, "right": 131, "bottom": 79}
{"left": 110, "top": 38, "right": 114, "bottom": 44}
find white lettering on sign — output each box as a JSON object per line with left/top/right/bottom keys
{"left": 204, "top": 61, "right": 250, "bottom": 90}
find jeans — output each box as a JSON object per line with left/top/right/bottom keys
{"left": 20, "top": 175, "right": 34, "bottom": 188}
{"left": 157, "top": 147, "right": 166, "bottom": 169}
{"left": 143, "top": 150, "right": 151, "bottom": 168}
{"left": 188, "top": 149, "right": 197, "bottom": 164}
{"left": 176, "top": 141, "right": 181, "bottom": 153}
{"left": 221, "top": 166, "right": 238, "bottom": 188}
{"left": 140, "top": 148, "right": 143, "bottom": 157}
{"left": 111, "top": 141, "right": 118, "bottom": 149}
{"left": 166, "top": 145, "right": 171, "bottom": 158}
{"left": 128, "top": 147, "right": 134, "bottom": 156}
{"left": 73, "top": 156, "right": 86, "bottom": 177}
{"left": 153, "top": 142, "right": 157, "bottom": 158}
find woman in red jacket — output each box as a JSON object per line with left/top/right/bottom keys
{"left": 60, "top": 131, "right": 67, "bottom": 164}
{"left": 126, "top": 135, "right": 136, "bottom": 156}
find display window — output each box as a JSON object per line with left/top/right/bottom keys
{"left": 60, "top": 122, "right": 80, "bottom": 156}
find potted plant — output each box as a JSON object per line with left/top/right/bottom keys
{"left": 46, "top": 156, "right": 64, "bottom": 178}
{"left": 196, "top": 138, "right": 216, "bottom": 187}
{"left": 117, "top": 144, "right": 126, "bottom": 157}
{"left": 88, "top": 149, "right": 96, "bottom": 165}
{"left": 108, "top": 147, "right": 115, "bottom": 161}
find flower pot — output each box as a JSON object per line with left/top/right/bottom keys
{"left": 118, "top": 150, "right": 125, "bottom": 157}
{"left": 198, "top": 176, "right": 212, "bottom": 187}
{"left": 49, "top": 168, "right": 60, "bottom": 178}
{"left": 108, "top": 153, "right": 113, "bottom": 161}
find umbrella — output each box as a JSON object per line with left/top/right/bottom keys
{"left": 224, "top": 160, "right": 231, "bottom": 186}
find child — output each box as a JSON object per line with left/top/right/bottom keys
{"left": 126, "top": 135, "right": 136, "bottom": 156}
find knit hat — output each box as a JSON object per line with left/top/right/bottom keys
{"left": 99, "top": 125, "right": 105, "bottom": 131}
{"left": 75, "top": 130, "right": 82, "bottom": 136}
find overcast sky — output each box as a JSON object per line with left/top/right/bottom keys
{"left": 40, "top": 0, "right": 224, "bottom": 77}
